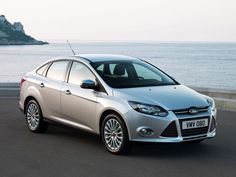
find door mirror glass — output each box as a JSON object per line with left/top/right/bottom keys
{"left": 80, "top": 80, "right": 96, "bottom": 89}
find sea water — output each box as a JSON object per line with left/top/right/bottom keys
{"left": 0, "top": 42, "right": 235, "bottom": 90}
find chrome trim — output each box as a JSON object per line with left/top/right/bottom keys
{"left": 173, "top": 106, "right": 209, "bottom": 115}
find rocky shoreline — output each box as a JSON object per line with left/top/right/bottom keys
{"left": 0, "top": 40, "right": 48, "bottom": 45}
{"left": 0, "top": 15, "right": 48, "bottom": 45}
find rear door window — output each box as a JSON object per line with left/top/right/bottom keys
{"left": 46, "top": 60, "right": 70, "bottom": 81}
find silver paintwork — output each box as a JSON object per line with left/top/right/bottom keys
{"left": 19, "top": 54, "right": 216, "bottom": 143}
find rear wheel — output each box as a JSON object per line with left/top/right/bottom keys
{"left": 25, "top": 100, "right": 48, "bottom": 133}
{"left": 101, "top": 113, "right": 131, "bottom": 155}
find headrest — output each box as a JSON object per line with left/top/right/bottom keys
{"left": 113, "top": 64, "right": 126, "bottom": 76}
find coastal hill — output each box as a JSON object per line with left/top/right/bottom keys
{"left": 0, "top": 15, "right": 48, "bottom": 45}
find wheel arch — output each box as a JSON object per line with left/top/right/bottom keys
{"left": 24, "top": 96, "right": 41, "bottom": 114}
{"left": 99, "top": 109, "right": 130, "bottom": 138}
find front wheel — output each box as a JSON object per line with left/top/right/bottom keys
{"left": 101, "top": 113, "right": 131, "bottom": 155}
{"left": 25, "top": 100, "right": 48, "bottom": 133}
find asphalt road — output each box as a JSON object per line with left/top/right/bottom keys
{"left": 0, "top": 98, "right": 235, "bottom": 177}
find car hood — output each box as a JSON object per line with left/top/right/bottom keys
{"left": 113, "top": 85, "right": 209, "bottom": 110}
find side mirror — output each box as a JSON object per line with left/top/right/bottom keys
{"left": 80, "top": 80, "right": 96, "bottom": 89}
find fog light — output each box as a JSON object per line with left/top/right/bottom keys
{"left": 138, "top": 128, "right": 154, "bottom": 136}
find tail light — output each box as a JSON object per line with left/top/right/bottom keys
{"left": 20, "top": 77, "right": 27, "bottom": 87}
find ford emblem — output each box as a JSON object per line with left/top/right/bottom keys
{"left": 189, "top": 108, "right": 198, "bottom": 114}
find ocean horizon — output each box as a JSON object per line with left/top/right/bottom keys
{"left": 0, "top": 42, "right": 235, "bottom": 90}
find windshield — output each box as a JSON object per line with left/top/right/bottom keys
{"left": 92, "top": 60, "right": 178, "bottom": 88}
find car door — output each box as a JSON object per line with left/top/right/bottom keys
{"left": 60, "top": 61, "right": 99, "bottom": 131}
{"left": 39, "top": 60, "right": 70, "bottom": 119}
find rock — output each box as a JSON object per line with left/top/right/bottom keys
{"left": 0, "top": 15, "right": 48, "bottom": 45}
{"left": 0, "top": 15, "right": 6, "bottom": 22}
{"left": 13, "top": 22, "right": 25, "bottom": 33}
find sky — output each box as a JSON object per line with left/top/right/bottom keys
{"left": 1, "top": 0, "right": 236, "bottom": 42}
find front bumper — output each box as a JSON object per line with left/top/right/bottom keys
{"left": 125, "top": 108, "right": 217, "bottom": 143}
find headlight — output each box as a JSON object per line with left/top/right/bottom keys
{"left": 128, "top": 101, "right": 168, "bottom": 117}
{"left": 207, "top": 98, "right": 215, "bottom": 111}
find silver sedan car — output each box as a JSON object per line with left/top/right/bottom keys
{"left": 19, "top": 54, "right": 217, "bottom": 154}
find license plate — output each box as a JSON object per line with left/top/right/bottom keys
{"left": 182, "top": 119, "right": 208, "bottom": 130}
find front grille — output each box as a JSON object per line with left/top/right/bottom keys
{"left": 174, "top": 106, "right": 209, "bottom": 115}
{"left": 179, "top": 117, "right": 210, "bottom": 137}
{"left": 181, "top": 127, "right": 209, "bottom": 137}
{"left": 183, "top": 135, "right": 207, "bottom": 141}
{"left": 160, "top": 121, "right": 178, "bottom": 137}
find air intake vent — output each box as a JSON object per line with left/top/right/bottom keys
{"left": 160, "top": 121, "right": 178, "bottom": 137}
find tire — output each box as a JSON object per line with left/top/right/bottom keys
{"left": 25, "top": 100, "right": 48, "bottom": 133}
{"left": 101, "top": 113, "right": 131, "bottom": 155}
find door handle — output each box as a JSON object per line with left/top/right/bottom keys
{"left": 64, "top": 90, "right": 71, "bottom": 95}
{"left": 39, "top": 83, "right": 45, "bottom": 88}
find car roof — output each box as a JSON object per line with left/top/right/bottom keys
{"left": 72, "top": 54, "right": 140, "bottom": 63}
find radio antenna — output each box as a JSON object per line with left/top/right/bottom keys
{"left": 66, "top": 40, "right": 76, "bottom": 55}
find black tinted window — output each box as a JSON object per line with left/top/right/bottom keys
{"left": 68, "top": 62, "right": 95, "bottom": 85}
{"left": 47, "top": 61, "right": 69, "bottom": 81}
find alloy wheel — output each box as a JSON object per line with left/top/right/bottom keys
{"left": 104, "top": 118, "right": 124, "bottom": 152}
{"left": 26, "top": 102, "right": 40, "bottom": 130}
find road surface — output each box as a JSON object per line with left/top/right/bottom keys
{"left": 0, "top": 98, "right": 235, "bottom": 177}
